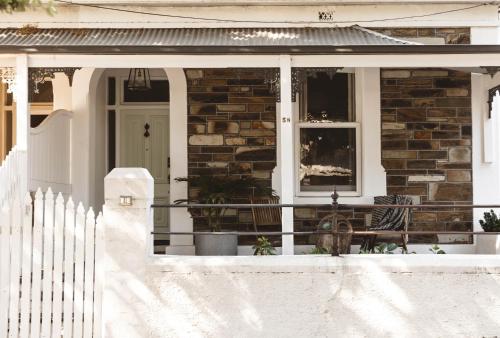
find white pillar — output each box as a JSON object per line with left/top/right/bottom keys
{"left": 164, "top": 68, "right": 194, "bottom": 254}
{"left": 357, "top": 68, "right": 386, "bottom": 198}
{"left": 71, "top": 68, "right": 104, "bottom": 208}
{"left": 15, "top": 54, "right": 29, "bottom": 195}
{"left": 52, "top": 73, "right": 72, "bottom": 111}
{"left": 279, "top": 55, "right": 294, "bottom": 255}
{"left": 103, "top": 168, "right": 153, "bottom": 338}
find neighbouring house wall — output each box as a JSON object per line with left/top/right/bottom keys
{"left": 185, "top": 69, "right": 277, "bottom": 239}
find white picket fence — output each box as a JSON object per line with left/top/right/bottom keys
{"left": 0, "top": 188, "right": 103, "bottom": 338}
{"left": 0, "top": 146, "right": 26, "bottom": 207}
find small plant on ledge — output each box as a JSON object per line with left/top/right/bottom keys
{"left": 479, "top": 210, "right": 500, "bottom": 232}
{"left": 253, "top": 236, "right": 276, "bottom": 256}
{"left": 359, "top": 242, "right": 399, "bottom": 254}
{"left": 429, "top": 244, "right": 446, "bottom": 254}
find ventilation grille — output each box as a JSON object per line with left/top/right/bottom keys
{"left": 318, "top": 11, "right": 335, "bottom": 22}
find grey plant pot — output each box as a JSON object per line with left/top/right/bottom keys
{"left": 195, "top": 232, "right": 238, "bottom": 256}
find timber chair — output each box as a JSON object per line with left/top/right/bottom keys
{"left": 361, "top": 195, "right": 413, "bottom": 253}
{"left": 250, "top": 195, "right": 282, "bottom": 234}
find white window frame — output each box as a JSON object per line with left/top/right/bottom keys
{"left": 295, "top": 122, "right": 361, "bottom": 197}
{"left": 294, "top": 68, "right": 362, "bottom": 197}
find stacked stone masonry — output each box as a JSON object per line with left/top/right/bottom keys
{"left": 185, "top": 28, "right": 472, "bottom": 246}
{"left": 186, "top": 69, "right": 278, "bottom": 243}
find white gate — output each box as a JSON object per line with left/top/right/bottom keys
{"left": 0, "top": 188, "right": 103, "bottom": 338}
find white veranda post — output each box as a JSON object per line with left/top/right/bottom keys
{"left": 279, "top": 55, "right": 294, "bottom": 255}
{"left": 15, "top": 54, "right": 29, "bottom": 195}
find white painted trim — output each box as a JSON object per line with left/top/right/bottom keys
{"left": 294, "top": 122, "right": 361, "bottom": 197}
{"left": 279, "top": 55, "right": 294, "bottom": 255}
{"left": 163, "top": 68, "right": 192, "bottom": 249}
{"left": 26, "top": 54, "right": 500, "bottom": 69}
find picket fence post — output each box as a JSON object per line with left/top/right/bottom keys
{"left": 103, "top": 168, "right": 154, "bottom": 338}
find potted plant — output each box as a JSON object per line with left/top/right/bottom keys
{"left": 477, "top": 210, "right": 500, "bottom": 254}
{"left": 175, "top": 175, "right": 271, "bottom": 256}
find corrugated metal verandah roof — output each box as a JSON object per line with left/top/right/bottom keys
{"left": 0, "top": 26, "right": 446, "bottom": 54}
{"left": 2, "top": 26, "right": 499, "bottom": 55}
{"left": 0, "top": 26, "right": 416, "bottom": 47}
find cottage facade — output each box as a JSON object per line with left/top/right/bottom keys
{"left": 1, "top": 0, "right": 500, "bottom": 254}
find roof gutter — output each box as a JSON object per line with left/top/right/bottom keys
{"left": 1, "top": 44, "right": 500, "bottom": 54}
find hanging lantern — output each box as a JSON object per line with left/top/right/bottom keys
{"left": 127, "top": 68, "right": 151, "bottom": 91}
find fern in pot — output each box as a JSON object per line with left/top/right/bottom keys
{"left": 175, "top": 176, "right": 271, "bottom": 256}
{"left": 477, "top": 210, "right": 500, "bottom": 255}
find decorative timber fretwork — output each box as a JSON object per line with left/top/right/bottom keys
{"left": 291, "top": 67, "right": 342, "bottom": 102}
{"left": 487, "top": 84, "right": 500, "bottom": 119}
{"left": 480, "top": 66, "right": 500, "bottom": 78}
{"left": 0, "top": 67, "right": 16, "bottom": 93}
{"left": 28, "top": 67, "right": 81, "bottom": 96}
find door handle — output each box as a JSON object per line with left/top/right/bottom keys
{"left": 144, "top": 123, "right": 150, "bottom": 138}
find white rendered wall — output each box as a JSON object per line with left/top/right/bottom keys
{"left": 471, "top": 29, "right": 500, "bottom": 245}
{"left": 103, "top": 168, "right": 500, "bottom": 337}
{"left": 52, "top": 73, "right": 72, "bottom": 111}
{"left": 1, "top": 3, "right": 497, "bottom": 29}
{"left": 142, "top": 255, "right": 500, "bottom": 338}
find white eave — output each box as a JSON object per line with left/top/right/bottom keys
{"left": 55, "top": 0, "right": 500, "bottom": 6}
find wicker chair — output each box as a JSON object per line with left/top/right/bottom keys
{"left": 250, "top": 196, "right": 282, "bottom": 234}
{"left": 362, "top": 195, "right": 413, "bottom": 252}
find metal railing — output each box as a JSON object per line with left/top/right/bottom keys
{"left": 151, "top": 191, "right": 500, "bottom": 255}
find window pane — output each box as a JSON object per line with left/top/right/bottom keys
{"left": 108, "top": 110, "right": 116, "bottom": 172}
{"left": 30, "top": 81, "right": 53, "bottom": 103}
{"left": 108, "top": 77, "right": 116, "bottom": 105}
{"left": 123, "top": 80, "right": 169, "bottom": 103}
{"left": 302, "top": 72, "right": 353, "bottom": 122}
{"left": 31, "top": 115, "right": 48, "bottom": 128}
{"left": 299, "top": 127, "right": 357, "bottom": 192}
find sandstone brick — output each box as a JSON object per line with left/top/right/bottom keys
{"left": 413, "top": 131, "right": 432, "bottom": 139}
{"left": 418, "top": 151, "right": 448, "bottom": 160}
{"left": 408, "top": 175, "right": 445, "bottom": 182}
{"left": 429, "top": 183, "right": 472, "bottom": 201}
{"left": 207, "top": 162, "right": 228, "bottom": 168}
{"left": 207, "top": 121, "right": 239, "bottom": 134}
{"left": 448, "top": 147, "right": 471, "bottom": 163}
{"left": 382, "top": 122, "right": 406, "bottom": 130}
{"left": 225, "top": 137, "right": 246, "bottom": 145}
{"left": 407, "top": 160, "right": 436, "bottom": 169}
{"left": 190, "top": 104, "right": 216, "bottom": 115}
{"left": 382, "top": 151, "right": 417, "bottom": 159}
{"left": 240, "top": 129, "right": 275, "bottom": 137}
{"left": 408, "top": 140, "right": 439, "bottom": 150}
{"left": 189, "top": 93, "right": 228, "bottom": 103}
{"left": 411, "top": 70, "right": 448, "bottom": 77}
{"left": 447, "top": 170, "right": 471, "bottom": 182}
{"left": 381, "top": 70, "right": 411, "bottom": 78}
{"left": 229, "top": 162, "right": 252, "bottom": 174}
{"left": 188, "top": 124, "right": 206, "bottom": 134}
{"left": 295, "top": 208, "right": 316, "bottom": 219}
{"left": 216, "top": 104, "right": 246, "bottom": 112}
{"left": 185, "top": 69, "right": 203, "bottom": 79}
{"left": 252, "top": 121, "right": 275, "bottom": 129}
{"left": 189, "top": 135, "right": 223, "bottom": 146}
{"left": 252, "top": 171, "right": 271, "bottom": 179}
{"left": 446, "top": 88, "right": 469, "bottom": 96}
{"left": 234, "top": 147, "right": 275, "bottom": 161}
{"left": 397, "top": 108, "right": 427, "bottom": 122}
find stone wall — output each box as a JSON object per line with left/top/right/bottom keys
{"left": 379, "top": 27, "right": 472, "bottom": 243}
{"left": 293, "top": 27, "right": 472, "bottom": 245}
{"left": 186, "top": 69, "right": 277, "bottom": 238}
{"left": 381, "top": 69, "right": 472, "bottom": 243}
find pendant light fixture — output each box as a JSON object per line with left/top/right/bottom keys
{"left": 127, "top": 68, "right": 152, "bottom": 91}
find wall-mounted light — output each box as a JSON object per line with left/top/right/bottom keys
{"left": 119, "top": 195, "right": 133, "bottom": 206}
